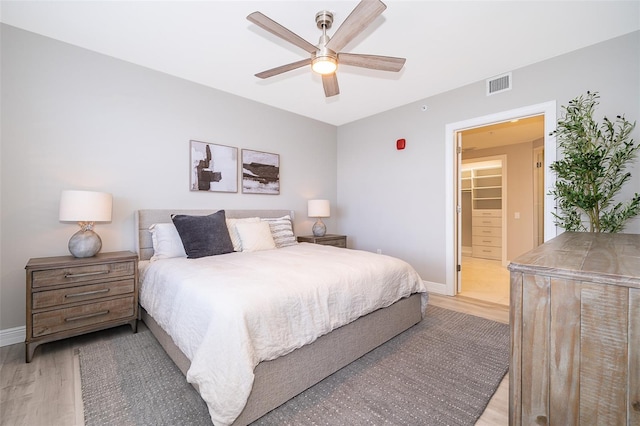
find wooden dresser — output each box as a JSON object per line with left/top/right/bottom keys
{"left": 25, "top": 251, "right": 138, "bottom": 362}
{"left": 508, "top": 232, "right": 639, "bottom": 425}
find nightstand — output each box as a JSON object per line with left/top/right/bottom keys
{"left": 297, "top": 234, "right": 347, "bottom": 248}
{"left": 25, "top": 251, "right": 138, "bottom": 362}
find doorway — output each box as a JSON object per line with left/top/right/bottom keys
{"left": 459, "top": 156, "right": 509, "bottom": 304}
{"left": 443, "top": 101, "right": 557, "bottom": 299}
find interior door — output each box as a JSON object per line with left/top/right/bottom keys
{"left": 455, "top": 132, "right": 463, "bottom": 293}
{"left": 533, "top": 147, "right": 545, "bottom": 246}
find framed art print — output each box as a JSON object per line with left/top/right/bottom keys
{"left": 241, "top": 149, "right": 280, "bottom": 194}
{"left": 190, "top": 140, "right": 238, "bottom": 193}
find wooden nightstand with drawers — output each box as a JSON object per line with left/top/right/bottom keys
{"left": 297, "top": 234, "right": 347, "bottom": 248}
{"left": 25, "top": 251, "right": 138, "bottom": 362}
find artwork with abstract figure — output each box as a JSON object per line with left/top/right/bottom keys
{"left": 242, "top": 149, "right": 280, "bottom": 194}
{"left": 190, "top": 140, "right": 238, "bottom": 193}
{"left": 196, "top": 144, "right": 222, "bottom": 189}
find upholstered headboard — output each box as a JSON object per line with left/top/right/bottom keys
{"left": 136, "top": 209, "right": 295, "bottom": 261}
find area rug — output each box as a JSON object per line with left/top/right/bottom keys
{"left": 79, "top": 305, "right": 509, "bottom": 426}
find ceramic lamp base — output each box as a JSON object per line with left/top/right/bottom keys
{"left": 68, "top": 229, "right": 102, "bottom": 258}
{"left": 312, "top": 219, "right": 327, "bottom": 237}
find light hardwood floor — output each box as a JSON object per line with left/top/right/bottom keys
{"left": 0, "top": 295, "right": 509, "bottom": 426}
{"left": 459, "top": 255, "right": 510, "bottom": 306}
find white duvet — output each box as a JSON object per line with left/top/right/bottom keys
{"left": 139, "top": 243, "right": 427, "bottom": 426}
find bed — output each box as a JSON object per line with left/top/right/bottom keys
{"left": 136, "top": 209, "right": 427, "bottom": 426}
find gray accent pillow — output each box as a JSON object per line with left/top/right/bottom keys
{"left": 171, "top": 210, "right": 234, "bottom": 259}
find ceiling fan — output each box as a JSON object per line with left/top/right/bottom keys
{"left": 247, "top": 0, "right": 406, "bottom": 97}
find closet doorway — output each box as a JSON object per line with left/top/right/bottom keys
{"left": 444, "top": 100, "right": 556, "bottom": 299}
{"left": 457, "top": 116, "right": 544, "bottom": 305}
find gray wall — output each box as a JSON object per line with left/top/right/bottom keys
{"left": 0, "top": 25, "right": 337, "bottom": 331}
{"left": 337, "top": 31, "right": 640, "bottom": 285}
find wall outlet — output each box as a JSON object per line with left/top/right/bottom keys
{"left": 376, "top": 249, "right": 382, "bottom": 254}
{"left": 514, "top": 212, "right": 520, "bottom": 219}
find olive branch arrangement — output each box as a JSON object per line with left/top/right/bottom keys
{"left": 550, "top": 91, "right": 639, "bottom": 232}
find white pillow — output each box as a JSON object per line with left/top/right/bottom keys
{"left": 226, "top": 217, "right": 260, "bottom": 251}
{"left": 235, "top": 221, "right": 276, "bottom": 252}
{"left": 149, "top": 223, "right": 187, "bottom": 262}
{"left": 261, "top": 215, "right": 297, "bottom": 248}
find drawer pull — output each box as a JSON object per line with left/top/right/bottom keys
{"left": 65, "top": 310, "right": 110, "bottom": 322}
{"left": 64, "top": 270, "right": 110, "bottom": 279}
{"left": 482, "top": 240, "right": 492, "bottom": 243}
{"left": 65, "top": 288, "right": 110, "bottom": 298}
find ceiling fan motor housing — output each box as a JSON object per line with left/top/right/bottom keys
{"left": 312, "top": 11, "right": 337, "bottom": 74}
{"left": 312, "top": 50, "right": 337, "bottom": 74}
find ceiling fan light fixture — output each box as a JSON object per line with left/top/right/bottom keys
{"left": 311, "top": 56, "right": 337, "bottom": 75}
{"left": 248, "top": 0, "right": 405, "bottom": 97}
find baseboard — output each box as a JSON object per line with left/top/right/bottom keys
{"left": 424, "top": 280, "right": 450, "bottom": 296}
{"left": 0, "top": 325, "right": 25, "bottom": 347}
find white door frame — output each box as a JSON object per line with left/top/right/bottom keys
{"left": 444, "top": 101, "right": 557, "bottom": 296}
{"left": 455, "top": 132, "right": 462, "bottom": 293}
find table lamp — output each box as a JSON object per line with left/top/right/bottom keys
{"left": 308, "top": 199, "right": 330, "bottom": 237}
{"left": 59, "top": 190, "right": 112, "bottom": 258}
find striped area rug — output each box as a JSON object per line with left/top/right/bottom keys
{"left": 80, "top": 305, "right": 509, "bottom": 426}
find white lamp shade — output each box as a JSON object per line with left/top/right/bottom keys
{"left": 59, "top": 190, "right": 113, "bottom": 222}
{"left": 308, "top": 199, "right": 330, "bottom": 218}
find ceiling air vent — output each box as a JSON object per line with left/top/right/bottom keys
{"left": 486, "top": 72, "right": 512, "bottom": 96}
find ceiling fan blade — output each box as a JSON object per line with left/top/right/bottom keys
{"left": 255, "top": 58, "right": 311, "bottom": 79}
{"left": 338, "top": 53, "right": 406, "bottom": 72}
{"left": 325, "top": 0, "right": 387, "bottom": 53}
{"left": 247, "top": 12, "right": 318, "bottom": 54}
{"left": 322, "top": 74, "right": 340, "bottom": 97}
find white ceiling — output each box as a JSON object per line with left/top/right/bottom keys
{"left": 1, "top": 1, "right": 639, "bottom": 126}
